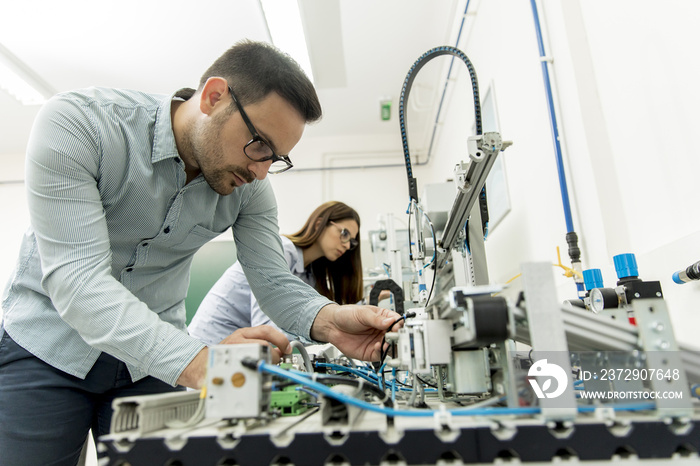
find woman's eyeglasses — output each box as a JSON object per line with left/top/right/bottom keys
{"left": 329, "top": 222, "right": 359, "bottom": 250}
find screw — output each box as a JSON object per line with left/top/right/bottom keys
{"left": 231, "top": 372, "right": 246, "bottom": 387}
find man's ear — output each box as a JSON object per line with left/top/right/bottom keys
{"left": 199, "top": 77, "right": 229, "bottom": 115}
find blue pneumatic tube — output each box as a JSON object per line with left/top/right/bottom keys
{"left": 672, "top": 260, "right": 700, "bottom": 284}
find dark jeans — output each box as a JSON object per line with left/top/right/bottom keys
{"left": 0, "top": 326, "right": 182, "bottom": 466}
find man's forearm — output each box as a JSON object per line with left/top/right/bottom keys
{"left": 309, "top": 303, "right": 339, "bottom": 342}
{"left": 176, "top": 347, "right": 209, "bottom": 389}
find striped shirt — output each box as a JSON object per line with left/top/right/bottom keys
{"left": 188, "top": 236, "right": 316, "bottom": 346}
{"left": 1, "top": 87, "right": 331, "bottom": 386}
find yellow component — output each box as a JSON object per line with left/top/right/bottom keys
{"left": 200, "top": 385, "right": 207, "bottom": 399}
{"left": 500, "top": 247, "right": 583, "bottom": 287}
{"left": 554, "top": 246, "right": 583, "bottom": 279}
{"left": 505, "top": 273, "right": 521, "bottom": 284}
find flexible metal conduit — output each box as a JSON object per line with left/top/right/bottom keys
{"left": 398, "top": 45, "right": 482, "bottom": 201}
{"left": 295, "top": 0, "right": 584, "bottom": 280}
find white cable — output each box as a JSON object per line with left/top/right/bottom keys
{"left": 290, "top": 340, "right": 314, "bottom": 373}
{"left": 165, "top": 393, "right": 206, "bottom": 428}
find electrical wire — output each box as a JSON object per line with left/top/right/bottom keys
{"left": 499, "top": 247, "right": 583, "bottom": 287}
{"left": 406, "top": 201, "right": 413, "bottom": 261}
{"left": 529, "top": 0, "right": 584, "bottom": 295}
{"left": 378, "top": 312, "right": 416, "bottom": 374}
{"left": 415, "top": 374, "right": 438, "bottom": 389}
{"left": 289, "top": 340, "right": 313, "bottom": 373}
{"left": 314, "top": 373, "right": 393, "bottom": 408}
{"left": 264, "top": 363, "right": 394, "bottom": 408}
{"left": 252, "top": 360, "right": 656, "bottom": 417}
{"left": 274, "top": 405, "right": 320, "bottom": 437}
{"left": 410, "top": 202, "right": 437, "bottom": 269}
{"left": 314, "top": 362, "right": 380, "bottom": 385}
{"left": 164, "top": 387, "right": 207, "bottom": 429}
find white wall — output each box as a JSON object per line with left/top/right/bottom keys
{"left": 3, "top": 0, "right": 699, "bottom": 345}
{"left": 271, "top": 0, "right": 700, "bottom": 346}
{"left": 1, "top": 155, "right": 28, "bottom": 316}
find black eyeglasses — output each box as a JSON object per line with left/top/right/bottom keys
{"left": 228, "top": 85, "right": 293, "bottom": 174}
{"left": 330, "top": 222, "right": 359, "bottom": 250}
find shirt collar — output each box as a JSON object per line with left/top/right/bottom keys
{"left": 292, "top": 243, "right": 306, "bottom": 275}
{"left": 151, "top": 88, "right": 194, "bottom": 164}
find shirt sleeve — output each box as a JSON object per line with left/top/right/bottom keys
{"left": 25, "top": 95, "right": 204, "bottom": 385}
{"left": 249, "top": 238, "right": 316, "bottom": 345}
{"left": 232, "top": 181, "right": 333, "bottom": 341}
{"left": 188, "top": 262, "right": 253, "bottom": 346}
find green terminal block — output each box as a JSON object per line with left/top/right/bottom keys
{"left": 270, "top": 384, "right": 312, "bottom": 416}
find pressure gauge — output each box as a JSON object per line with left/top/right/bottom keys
{"left": 589, "top": 287, "right": 618, "bottom": 313}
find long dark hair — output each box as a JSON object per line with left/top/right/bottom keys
{"left": 285, "top": 201, "right": 362, "bottom": 304}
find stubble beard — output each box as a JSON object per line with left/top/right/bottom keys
{"left": 187, "top": 112, "right": 253, "bottom": 196}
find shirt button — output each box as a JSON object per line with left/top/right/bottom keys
{"left": 164, "top": 226, "right": 171, "bottom": 234}
{"left": 174, "top": 157, "right": 181, "bottom": 164}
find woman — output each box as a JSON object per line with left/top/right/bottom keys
{"left": 188, "top": 201, "right": 363, "bottom": 345}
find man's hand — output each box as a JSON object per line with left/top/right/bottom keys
{"left": 177, "top": 325, "right": 291, "bottom": 389}
{"left": 310, "top": 303, "right": 403, "bottom": 362}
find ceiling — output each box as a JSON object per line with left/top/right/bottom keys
{"left": 0, "top": 0, "right": 459, "bottom": 160}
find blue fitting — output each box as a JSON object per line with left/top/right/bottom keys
{"left": 672, "top": 271, "right": 684, "bottom": 284}
{"left": 691, "top": 384, "right": 700, "bottom": 399}
{"left": 613, "top": 253, "right": 639, "bottom": 279}
{"left": 582, "top": 269, "right": 604, "bottom": 291}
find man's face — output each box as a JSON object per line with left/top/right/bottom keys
{"left": 189, "top": 91, "right": 305, "bottom": 195}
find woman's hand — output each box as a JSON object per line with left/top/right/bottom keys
{"left": 177, "top": 325, "right": 291, "bottom": 389}
{"left": 218, "top": 325, "right": 292, "bottom": 363}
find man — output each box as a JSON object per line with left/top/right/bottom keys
{"left": 0, "top": 40, "right": 400, "bottom": 464}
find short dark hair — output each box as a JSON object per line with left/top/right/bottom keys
{"left": 200, "top": 40, "right": 322, "bottom": 123}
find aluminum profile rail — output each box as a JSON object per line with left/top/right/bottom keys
{"left": 512, "top": 303, "right": 700, "bottom": 383}
{"left": 436, "top": 133, "right": 507, "bottom": 267}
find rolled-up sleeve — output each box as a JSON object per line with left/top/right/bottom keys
{"left": 232, "top": 180, "right": 332, "bottom": 341}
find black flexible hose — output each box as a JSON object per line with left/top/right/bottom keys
{"left": 399, "top": 46, "right": 483, "bottom": 201}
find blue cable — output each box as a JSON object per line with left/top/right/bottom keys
{"left": 315, "top": 362, "right": 380, "bottom": 385}
{"left": 260, "top": 361, "right": 537, "bottom": 417}
{"left": 378, "top": 362, "right": 387, "bottom": 391}
{"left": 529, "top": 0, "right": 575, "bottom": 234}
{"left": 577, "top": 403, "right": 654, "bottom": 413}
{"left": 295, "top": 386, "right": 319, "bottom": 399}
{"left": 258, "top": 361, "right": 657, "bottom": 417}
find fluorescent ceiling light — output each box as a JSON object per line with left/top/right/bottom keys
{"left": 260, "top": 0, "right": 314, "bottom": 82}
{"left": 0, "top": 43, "right": 56, "bottom": 106}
